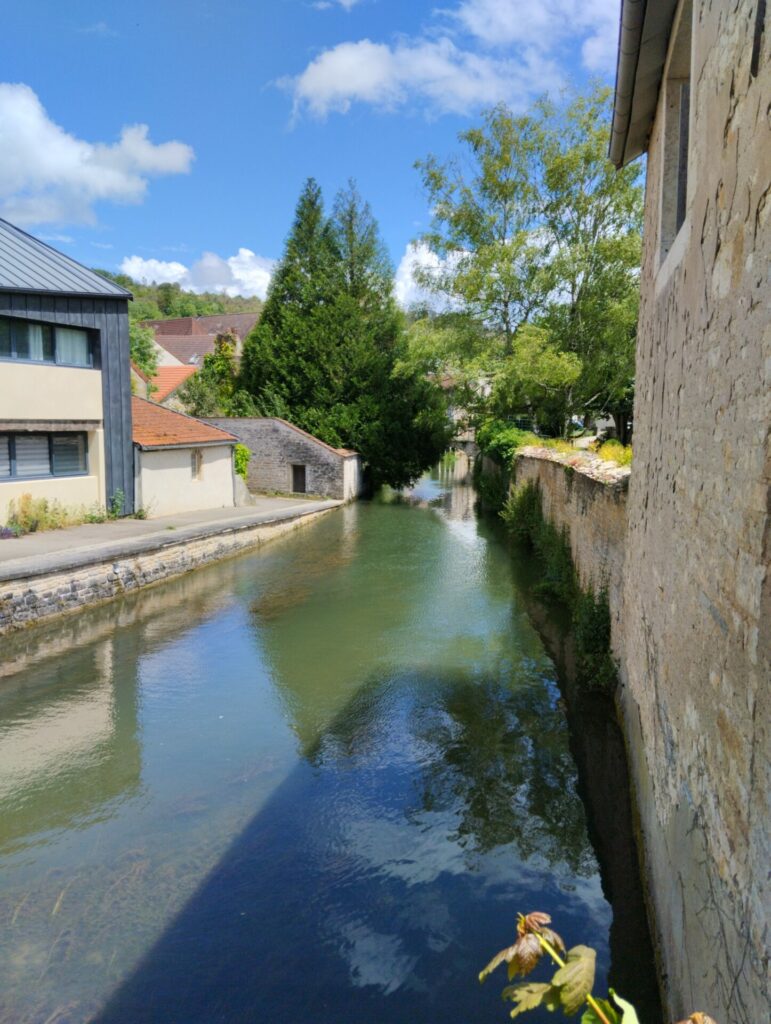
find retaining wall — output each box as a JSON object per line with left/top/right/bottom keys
{"left": 0, "top": 508, "right": 332, "bottom": 636}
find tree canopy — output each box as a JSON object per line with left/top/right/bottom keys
{"left": 412, "top": 85, "right": 643, "bottom": 439}
{"left": 239, "top": 179, "right": 451, "bottom": 488}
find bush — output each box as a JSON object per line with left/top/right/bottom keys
{"left": 7, "top": 494, "right": 81, "bottom": 534}
{"left": 234, "top": 443, "right": 252, "bottom": 480}
{"left": 476, "top": 420, "right": 540, "bottom": 466}
{"left": 595, "top": 439, "right": 633, "bottom": 466}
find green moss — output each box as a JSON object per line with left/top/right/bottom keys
{"left": 501, "top": 481, "right": 617, "bottom": 692}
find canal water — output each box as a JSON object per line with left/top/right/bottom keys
{"left": 0, "top": 456, "right": 657, "bottom": 1024}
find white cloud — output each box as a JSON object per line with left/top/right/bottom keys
{"left": 394, "top": 242, "right": 461, "bottom": 310}
{"left": 120, "top": 249, "right": 275, "bottom": 300}
{"left": 79, "top": 21, "right": 117, "bottom": 37}
{"left": 286, "top": 36, "right": 560, "bottom": 119}
{"left": 0, "top": 83, "right": 194, "bottom": 226}
{"left": 286, "top": 0, "right": 618, "bottom": 120}
{"left": 38, "top": 232, "right": 74, "bottom": 244}
{"left": 313, "top": 0, "right": 361, "bottom": 9}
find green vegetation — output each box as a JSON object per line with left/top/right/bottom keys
{"left": 129, "top": 321, "right": 159, "bottom": 391}
{"left": 480, "top": 911, "right": 640, "bottom": 1023}
{"left": 240, "top": 179, "right": 451, "bottom": 488}
{"left": 95, "top": 270, "right": 261, "bottom": 323}
{"left": 233, "top": 444, "right": 251, "bottom": 480}
{"left": 3, "top": 489, "right": 137, "bottom": 536}
{"left": 411, "top": 85, "right": 642, "bottom": 443}
{"left": 595, "top": 440, "right": 633, "bottom": 466}
{"left": 178, "top": 331, "right": 256, "bottom": 416}
{"left": 501, "top": 481, "right": 615, "bottom": 691}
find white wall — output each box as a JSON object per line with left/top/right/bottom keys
{"left": 342, "top": 456, "right": 362, "bottom": 502}
{"left": 136, "top": 445, "right": 235, "bottom": 517}
{"left": 1, "top": 363, "right": 103, "bottom": 420}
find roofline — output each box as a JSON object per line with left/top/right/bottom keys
{"left": 0, "top": 285, "right": 133, "bottom": 301}
{"left": 609, "top": 0, "right": 678, "bottom": 168}
{"left": 134, "top": 439, "right": 236, "bottom": 451}
{"left": 206, "top": 416, "right": 360, "bottom": 458}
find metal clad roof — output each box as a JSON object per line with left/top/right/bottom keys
{"left": 0, "top": 218, "right": 132, "bottom": 298}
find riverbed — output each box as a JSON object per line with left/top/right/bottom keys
{"left": 0, "top": 457, "right": 656, "bottom": 1023}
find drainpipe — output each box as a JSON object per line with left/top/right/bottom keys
{"left": 609, "top": 0, "right": 648, "bottom": 168}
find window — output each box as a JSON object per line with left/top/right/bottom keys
{"left": 660, "top": 0, "right": 692, "bottom": 262}
{"left": 0, "top": 317, "right": 95, "bottom": 367}
{"left": 191, "top": 449, "right": 203, "bottom": 480}
{"left": 0, "top": 433, "right": 89, "bottom": 479}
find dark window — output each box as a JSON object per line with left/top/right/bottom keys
{"left": 292, "top": 464, "right": 306, "bottom": 493}
{"left": 0, "top": 317, "right": 95, "bottom": 367}
{"left": 0, "top": 432, "right": 88, "bottom": 479}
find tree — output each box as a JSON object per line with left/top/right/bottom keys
{"left": 178, "top": 332, "right": 256, "bottom": 417}
{"left": 129, "top": 322, "right": 159, "bottom": 388}
{"left": 415, "top": 86, "right": 643, "bottom": 437}
{"left": 240, "top": 179, "right": 451, "bottom": 487}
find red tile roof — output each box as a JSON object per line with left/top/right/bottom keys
{"left": 142, "top": 312, "right": 260, "bottom": 338}
{"left": 131, "top": 397, "right": 238, "bottom": 449}
{"left": 150, "top": 335, "right": 215, "bottom": 365}
{"left": 150, "top": 365, "right": 198, "bottom": 401}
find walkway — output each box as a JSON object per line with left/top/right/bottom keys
{"left": 0, "top": 496, "right": 340, "bottom": 583}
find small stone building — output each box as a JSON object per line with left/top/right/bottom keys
{"left": 132, "top": 398, "right": 237, "bottom": 516}
{"left": 205, "top": 417, "right": 362, "bottom": 501}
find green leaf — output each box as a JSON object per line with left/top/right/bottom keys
{"left": 500, "top": 982, "right": 557, "bottom": 1019}
{"left": 609, "top": 990, "right": 641, "bottom": 1024}
{"left": 552, "top": 945, "right": 596, "bottom": 1015}
{"left": 581, "top": 998, "right": 621, "bottom": 1024}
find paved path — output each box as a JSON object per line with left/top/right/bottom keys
{"left": 0, "top": 497, "right": 340, "bottom": 583}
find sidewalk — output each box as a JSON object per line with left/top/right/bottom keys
{"left": 0, "top": 496, "right": 340, "bottom": 583}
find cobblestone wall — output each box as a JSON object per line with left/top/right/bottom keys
{"left": 0, "top": 509, "right": 333, "bottom": 636}
{"left": 205, "top": 418, "right": 362, "bottom": 501}
{"left": 618, "top": 4, "right": 770, "bottom": 1021}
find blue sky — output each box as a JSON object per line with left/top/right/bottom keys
{"left": 1, "top": 0, "right": 619, "bottom": 304}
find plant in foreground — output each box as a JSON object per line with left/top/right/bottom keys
{"left": 480, "top": 912, "right": 718, "bottom": 1024}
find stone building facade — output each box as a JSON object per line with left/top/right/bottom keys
{"left": 205, "top": 417, "right": 362, "bottom": 502}
{"left": 610, "top": 2, "right": 769, "bottom": 1021}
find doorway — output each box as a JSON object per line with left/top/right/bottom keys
{"left": 292, "top": 464, "right": 306, "bottom": 493}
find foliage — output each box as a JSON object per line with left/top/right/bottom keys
{"left": 95, "top": 270, "right": 261, "bottom": 321}
{"left": 240, "top": 178, "right": 451, "bottom": 488}
{"left": 500, "top": 482, "right": 616, "bottom": 690}
{"left": 234, "top": 443, "right": 251, "bottom": 480}
{"left": 595, "top": 440, "right": 633, "bottom": 466}
{"left": 129, "top": 322, "right": 159, "bottom": 392}
{"left": 476, "top": 421, "right": 539, "bottom": 465}
{"left": 108, "top": 489, "right": 125, "bottom": 519}
{"left": 178, "top": 332, "right": 257, "bottom": 417}
{"left": 5, "top": 493, "right": 105, "bottom": 534}
{"left": 481, "top": 912, "right": 648, "bottom": 1024}
{"left": 415, "top": 85, "right": 643, "bottom": 437}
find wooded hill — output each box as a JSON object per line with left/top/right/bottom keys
{"left": 94, "top": 269, "right": 262, "bottom": 323}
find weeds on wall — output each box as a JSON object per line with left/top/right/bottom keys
{"left": 594, "top": 440, "right": 633, "bottom": 466}
{"left": 233, "top": 444, "right": 252, "bottom": 480}
{"left": 501, "top": 481, "right": 616, "bottom": 692}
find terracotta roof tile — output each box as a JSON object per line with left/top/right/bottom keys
{"left": 150, "top": 365, "right": 198, "bottom": 401}
{"left": 131, "top": 397, "right": 238, "bottom": 449}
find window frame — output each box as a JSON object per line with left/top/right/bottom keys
{"left": 0, "top": 431, "right": 90, "bottom": 481}
{"left": 0, "top": 316, "right": 100, "bottom": 369}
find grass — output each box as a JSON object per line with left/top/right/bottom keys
{"left": 594, "top": 440, "right": 633, "bottom": 466}
{"left": 2, "top": 492, "right": 145, "bottom": 537}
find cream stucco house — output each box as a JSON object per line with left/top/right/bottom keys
{"left": 0, "top": 219, "right": 135, "bottom": 522}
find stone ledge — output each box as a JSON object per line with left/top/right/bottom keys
{"left": 517, "top": 446, "right": 631, "bottom": 489}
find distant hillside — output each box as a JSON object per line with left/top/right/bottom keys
{"left": 94, "top": 269, "right": 262, "bottom": 323}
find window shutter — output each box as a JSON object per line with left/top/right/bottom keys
{"left": 0, "top": 436, "right": 10, "bottom": 478}
{"left": 52, "top": 434, "right": 87, "bottom": 475}
{"left": 14, "top": 435, "right": 51, "bottom": 477}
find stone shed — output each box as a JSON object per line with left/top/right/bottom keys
{"left": 205, "top": 417, "right": 362, "bottom": 502}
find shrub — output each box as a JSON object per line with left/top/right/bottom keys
{"left": 476, "top": 420, "right": 540, "bottom": 466}
{"left": 7, "top": 494, "right": 81, "bottom": 534}
{"left": 595, "top": 440, "right": 633, "bottom": 466}
{"left": 234, "top": 443, "right": 252, "bottom": 480}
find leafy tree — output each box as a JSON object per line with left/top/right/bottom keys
{"left": 129, "top": 322, "right": 159, "bottom": 386}
{"left": 178, "top": 332, "right": 256, "bottom": 417}
{"left": 240, "top": 179, "right": 451, "bottom": 488}
{"left": 414, "top": 86, "right": 643, "bottom": 437}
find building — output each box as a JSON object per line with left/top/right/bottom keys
{"left": 132, "top": 397, "right": 237, "bottom": 516}
{"left": 143, "top": 312, "right": 260, "bottom": 366}
{"left": 205, "top": 417, "right": 362, "bottom": 501}
{"left": 0, "top": 219, "right": 134, "bottom": 521}
{"left": 146, "top": 365, "right": 198, "bottom": 411}
{"left": 610, "top": 3, "right": 769, "bottom": 1022}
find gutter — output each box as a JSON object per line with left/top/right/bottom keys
{"left": 609, "top": 0, "right": 648, "bottom": 168}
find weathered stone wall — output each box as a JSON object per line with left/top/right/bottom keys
{"left": 619, "top": 4, "right": 770, "bottom": 1021}
{"left": 205, "top": 418, "right": 362, "bottom": 501}
{"left": 0, "top": 507, "right": 333, "bottom": 636}
{"left": 514, "top": 450, "right": 629, "bottom": 636}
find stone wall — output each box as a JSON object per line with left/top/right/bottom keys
{"left": 618, "top": 4, "right": 770, "bottom": 1021}
{"left": 0, "top": 507, "right": 333, "bottom": 636}
{"left": 205, "top": 418, "right": 362, "bottom": 501}
{"left": 514, "top": 448, "right": 630, "bottom": 637}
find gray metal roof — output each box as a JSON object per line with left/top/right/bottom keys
{"left": 0, "top": 218, "right": 132, "bottom": 298}
{"left": 609, "top": 0, "right": 678, "bottom": 168}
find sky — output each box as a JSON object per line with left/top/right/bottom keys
{"left": 1, "top": 0, "right": 620, "bottom": 306}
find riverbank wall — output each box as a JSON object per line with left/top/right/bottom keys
{"left": 0, "top": 506, "right": 335, "bottom": 636}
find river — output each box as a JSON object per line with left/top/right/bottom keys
{"left": 0, "top": 455, "right": 658, "bottom": 1023}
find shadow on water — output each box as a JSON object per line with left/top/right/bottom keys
{"left": 93, "top": 666, "right": 603, "bottom": 1024}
